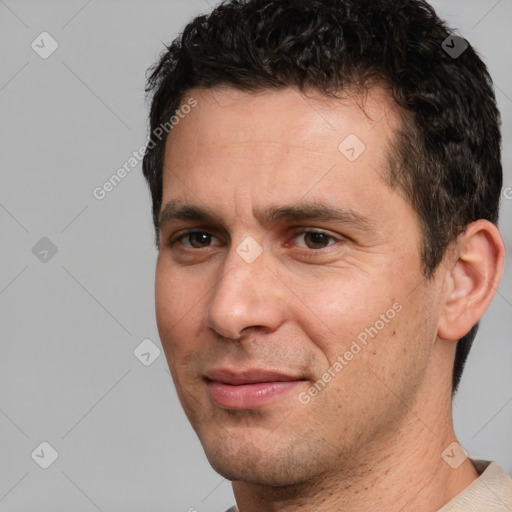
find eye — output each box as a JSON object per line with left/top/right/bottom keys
{"left": 292, "top": 229, "right": 339, "bottom": 249}
{"left": 171, "top": 230, "right": 221, "bottom": 249}
{"left": 167, "top": 228, "right": 341, "bottom": 252}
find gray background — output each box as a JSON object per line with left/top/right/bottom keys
{"left": 0, "top": 1, "right": 511, "bottom": 511}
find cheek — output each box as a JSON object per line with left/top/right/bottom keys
{"left": 154, "top": 259, "right": 208, "bottom": 356}
{"left": 299, "top": 270, "right": 428, "bottom": 396}
{"left": 297, "top": 275, "right": 398, "bottom": 353}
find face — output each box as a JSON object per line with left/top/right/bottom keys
{"left": 155, "top": 86, "right": 446, "bottom": 486}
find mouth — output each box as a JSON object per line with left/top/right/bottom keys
{"left": 204, "top": 368, "right": 306, "bottom": 410}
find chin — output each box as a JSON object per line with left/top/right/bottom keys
{"left": 200, "top": 434, "right": 324, "bottom": 487}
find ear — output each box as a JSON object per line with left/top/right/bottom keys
{"left": 437, "top": 220, "right": 505, "bottom": 341}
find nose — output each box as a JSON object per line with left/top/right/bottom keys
{"left": 205, "top": 240, "right": 287, "bottom": 340}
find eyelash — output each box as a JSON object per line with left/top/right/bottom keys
{"left": 168, "top": 228, "right": 342, "bottom": 251}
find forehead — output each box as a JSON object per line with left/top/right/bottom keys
{"left": 166, "top": 85, "right": 401, "bottom": 156}
{"left": 161, "top": 85, "right": 405, "bottom": 224}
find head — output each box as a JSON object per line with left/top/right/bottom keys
{"left": 142, "top": 0, "right": 504, "bottom": 488}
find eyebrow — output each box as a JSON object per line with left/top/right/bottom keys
{"left": 157, "top": 200, "right": 375, "bottom": 232}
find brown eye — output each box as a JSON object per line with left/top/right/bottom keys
{"left": 295, "top": 230, "right": 337, "bottom": 249}
{"left": 185, "top": 232, "right": 213, "bottom": 248}
{"left": 170, "top": 231, "right": 219, "bottom": 249}
{"left": 306, "top": 232, "right": 329, "bottom": 249}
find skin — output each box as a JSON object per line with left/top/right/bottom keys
{"left": 155, "top": 85, "right": 504, "bottom": 511}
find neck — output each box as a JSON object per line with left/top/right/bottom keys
{"left": 231, "top": 374, "right": 478, "bottom": 511}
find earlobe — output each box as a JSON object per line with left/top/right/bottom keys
{"left": 437, "top": 220, "right": 505, "bottom": 341}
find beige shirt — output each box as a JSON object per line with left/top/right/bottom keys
{"left": 438, "top": 459, "right": 512, "bottom": 511}
{"left": 225, "top": 459, "right": 512, "bottom": 511}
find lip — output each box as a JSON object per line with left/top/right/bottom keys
{"left": 205, "top": 368, "right": 302, "bottom": 385}
{"left": 205, "top": 368, "right": 305, "bottom": 409}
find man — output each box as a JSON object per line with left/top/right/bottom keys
{"left": 142, "top": 0, "right": 511, "bottom": 510}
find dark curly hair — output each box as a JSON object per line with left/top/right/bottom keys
{"left": 142, "top": 0, "right": 502, "bottom": 395}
